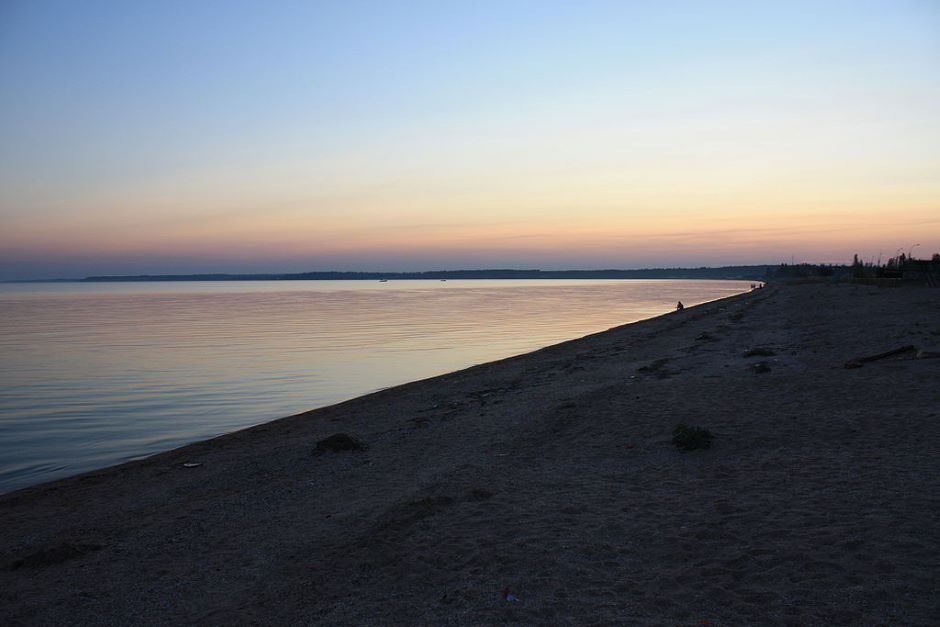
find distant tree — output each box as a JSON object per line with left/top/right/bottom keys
{"left": 851, "top": 253, "right": 866, "bottom": 278}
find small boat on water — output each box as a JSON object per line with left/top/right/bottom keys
{"left": 379, "top": 279, "right": 388, "bottom": 282}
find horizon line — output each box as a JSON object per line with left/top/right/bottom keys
{"left": 3, "top": 263, "right": 834, "bottom": 283}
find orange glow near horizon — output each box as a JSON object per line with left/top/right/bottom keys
{"left": 6, "top": 142, "right": 938, "bottom": 270}
{"left": 8, "top": 197, "right": 938, "bottom": 270}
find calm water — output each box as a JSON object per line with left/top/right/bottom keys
{"left": 0, "top": 279, "right": 750, "bottom": 493}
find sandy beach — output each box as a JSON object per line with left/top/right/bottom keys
{"left": 1, "top": 282, "right": 938, "bottom": 625}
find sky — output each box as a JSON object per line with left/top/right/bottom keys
{"left": 1, "top": 0, "right": 938, "bottom": 279}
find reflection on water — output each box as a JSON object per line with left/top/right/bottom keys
{"left": 0, "top": 279, "right": 749, "bottom": 492}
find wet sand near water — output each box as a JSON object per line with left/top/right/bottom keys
{"left": 1, "top": 283, "right": 938, "bottom": 624}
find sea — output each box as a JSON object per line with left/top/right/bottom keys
{"left": 0, "top": 279, "right": 751, "bottom": 493}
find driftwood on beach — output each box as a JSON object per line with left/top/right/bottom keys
{"left": 1, "top": 283, "right": 938, "bottom": 625}
{"left": 843, "top": 344, "right": 917, "bottom": 368}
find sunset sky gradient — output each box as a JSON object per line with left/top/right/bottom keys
{"left": 1, "top": 0, "right": 938, "bottom": 279}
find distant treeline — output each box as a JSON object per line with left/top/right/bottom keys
{"left": 81, "top": 266, "right": 772, "bottom": 282}
{"left": 850, "top": 253, "right": 940, "bottom": 285}
{"left": 766, "top": 263, "right": 851, "bottom": 279}
{"left": 767, "top": 252, "right": 940, "bottom": 286}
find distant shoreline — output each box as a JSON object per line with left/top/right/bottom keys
{"left": 5, "top": 266, "right": 777, "bottom": 283}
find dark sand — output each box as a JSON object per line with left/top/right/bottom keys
{"left": 2, "top": 283, "right": 938, "bottom": 625}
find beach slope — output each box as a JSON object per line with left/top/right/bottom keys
{"left": 2, "top": 283, "right": 938, "bottom": 624}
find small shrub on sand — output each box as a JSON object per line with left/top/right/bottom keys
{"left": 315, "top": 433, "right": 368, "bottom": 453}
{"left": 672, "top": 423, "right": 714, "bottom": 451}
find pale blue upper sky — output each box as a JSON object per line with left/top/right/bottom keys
{"left": 1, "top": 0, "right": 938, "bottom": 278}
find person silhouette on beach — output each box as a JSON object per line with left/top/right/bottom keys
{"left": 676, "top": 301, "right": 684, "bottom": 311}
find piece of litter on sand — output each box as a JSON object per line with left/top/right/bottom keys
{"left": 181, "top": 462, "right": 202, "bottom": 468}
{"left": 501, "top": 586, "right": 520, "bottom": 602}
